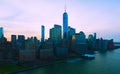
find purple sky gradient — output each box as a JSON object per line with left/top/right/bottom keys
{"left": 0, "top": 0, "right": 120, "bottom": 42}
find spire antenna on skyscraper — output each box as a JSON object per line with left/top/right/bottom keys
{"left": 65, "top": 4, "right": 66, "bottom": 12}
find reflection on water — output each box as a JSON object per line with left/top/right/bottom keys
{"left": 17, "top": 48, "right": 120, "bottom": 74}
{"left": 66, "top": 58, "right": 81, "bottom": 63}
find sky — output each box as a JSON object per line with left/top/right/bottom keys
{"left": 0, "top": 0, "right": 120, "bottom": 42}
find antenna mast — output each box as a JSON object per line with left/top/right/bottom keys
{"left": 65, "top": 4, "right": 66, "bottom": 12}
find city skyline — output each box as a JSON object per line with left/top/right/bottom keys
{"left": 0, "top": 0, "right": 120, "bottom": 42}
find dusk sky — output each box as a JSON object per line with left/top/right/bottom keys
{"left": 0, "top": 0, "right": 120, "bottom": 42}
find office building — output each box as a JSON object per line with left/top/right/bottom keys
{"left": 68, "top": 26, "right": 76, "bottom": 39}
{"left": 40, "top": 48, "right": 54, "bottom": 59}
{"left": 11, "top": 35, "right": 17, "bottom": 45}
{"left": 41, "top": 25, "right": 45, "bottom": 42}
{"left": 11, "top": 35, "right": 17, "bottom": 42}
{"left": 0, "top": 27, "right": 3, "bottom": 38}
{"left": 75, "top": 31, "right": 86, "bottom": 43}
{"left": 73, "top": 31, "right": 87, "bottom": 54}
{"left": 17, "top": 35, "right": 25, "bottom": 49}
{"left": 94, "top": 33, "right": 97, "bottom": 40}
{"left": 18, "top": 35, "right": 25, "bottom": 42}
{"left": 50, "top": 24, "right": 62, "bottom": 43}
{"left": 19, "top": 49, "right": 36, "bottom": 62}
{"left": 63, "top": 8, "right": 68, "bottom": 40}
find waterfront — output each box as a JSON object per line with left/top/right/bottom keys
{"left": 17, "top": 48, "right": 120, "bottom": 74}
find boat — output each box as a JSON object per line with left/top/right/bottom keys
{"left": 81, "top": 54, "right": 95, "bottom": 60}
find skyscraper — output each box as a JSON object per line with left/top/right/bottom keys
{"left": 0, "top": 27, "right": 3, "bottom": 38}
{"left": 94, "top": 33, "right": 97, "bottom": 40}
{"left": 68, "top": 26, "right": 76, "bottom": 39}
{"left": 63, "top": 7, "right": 68, "bottom": 40}
{"left": 50, "top": 24, "right": 62, "bottom": 43}
{"left": 41, "top": 25, "right": 45, "bottom": 42}
{"left": 75, "top": 31, "right": 86, "bottom": 43}
{"left": 18, "top": 35, "right": 25, "bottom": 49}
{"left": 11, "top": 35, "right": 17, "bottom": 46}
{"left": 18, "top": 35, "right": 25, "bottom": 42}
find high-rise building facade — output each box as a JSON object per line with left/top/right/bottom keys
{"left": 11, "top": 35, "right": 17, "bottom": 46}
{"left": 94, "top": 33, "right": 97, "bottom": 40}
{"left": 18, "top": 35, "right": 25, "bottom": 49}
{"left": 11, "top": 35, "right": 16, "bottom": 42}
{"left": 0, "top": 27, "right": 3, "bottom": 38}
{"left": 50, "top": 24, "right": 62, "bottom": 43}
{"left": 75, "top": 31, "right": 86, "bottom": 43}
{"left": 68, "top": 26, "right": 76, "bottom": 39}
{"left": 73, "top": 31, "right": 87, "bottom": 54}
{"left": 18, "top": 35, "right": 25, "bottom": 42}
{"left": 41, "top": 25, "right": 45, "bottom": 42}
{"left": 63, "top": 9, "right": 68, "bottom": 40}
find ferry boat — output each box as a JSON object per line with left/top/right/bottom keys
{"left": 81, "top": 54, "right": 95, "bottom": 60}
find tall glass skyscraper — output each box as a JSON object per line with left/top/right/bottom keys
{"left": 63, "top": 9, "right": 68, "bottom": 40}
{"left": 0, "top": 27, "right": 3, "bottom": 38}
{"left": 41, "top": 25, "right": 45, "bottom": 42}
{"left": 50, "top": 24, "right": 62, "bottom": 42}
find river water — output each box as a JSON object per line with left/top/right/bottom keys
{"left": 17, "top": 48, "right": 120, "bottom": 74}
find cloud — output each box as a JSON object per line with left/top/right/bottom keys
{"left": 0, "top": 0, "right": 22, "bottom": 20}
